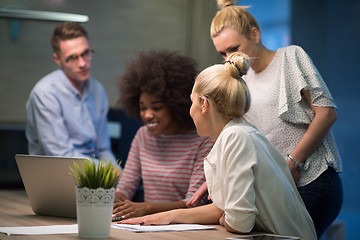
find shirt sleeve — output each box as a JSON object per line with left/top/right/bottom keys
{"left": 184, "top": 137, "right": 214, "bottom": 205}
{"left": 27, "top": 89, "right": 91, "bottom": 159}
{"left": 221, "top": 130, "right": 258, "bottom": 233}
{"left": 278, "top": 45, "right": 337, "bottom": 124}
{"left": 116, "top": 128, "right": 143, "bottom": 200}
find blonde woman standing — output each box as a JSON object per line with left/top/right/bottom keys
{"left": 209, "top": 0, "right": 343, "bottom": 237}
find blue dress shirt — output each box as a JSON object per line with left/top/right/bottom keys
{"left": 26, "top": 69, "right": 116, "bottom": 165}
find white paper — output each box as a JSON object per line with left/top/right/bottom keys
{"left": 0, "top": 223, "right": 215, "bottom": 235}
{"left": 112, "top": 223, "right": 215, "bottom": 232}
{"left": 0, "top": 224, "right": 78, "bottom": 236}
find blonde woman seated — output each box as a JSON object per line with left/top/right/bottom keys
{"left": 119, "top": 52, "right": 316, "bottom": 239}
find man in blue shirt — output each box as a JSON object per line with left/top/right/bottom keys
{"left": 26, "top": 22, "right": 117, "bottom": 165}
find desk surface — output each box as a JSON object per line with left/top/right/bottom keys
{"left": 0, "top": 190, "right": 242, "bottom": 240}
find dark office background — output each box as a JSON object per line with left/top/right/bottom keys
{"left": 292, "top": 1, "right": 360, "bottom": 240}
{"left": 0, "top": 0, "right": 359, "bottom": 239}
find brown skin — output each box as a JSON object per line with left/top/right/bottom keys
{"left": 113, "top": 190, "right": 187, "bottom": 219}
{"left": 112, "top": 93, "right": 189, "bottom": 219}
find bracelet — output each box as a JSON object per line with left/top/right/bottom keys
{"left": 287, "top": 154, "right": 304, "bottom": 169}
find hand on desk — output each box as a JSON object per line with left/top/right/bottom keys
{"left": 117, "top": 210, "right": 176, "bottom": 226}
{"left": 113, "top": 189, "right": 148, "bottom": 219}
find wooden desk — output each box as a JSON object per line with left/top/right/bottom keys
{"left": 0, "top": 190, "right": 241, "bottom": 240}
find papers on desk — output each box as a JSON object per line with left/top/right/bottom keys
{"left": 0, "top": 224, "right": 78, "bottom": 235}
{"left": 0, "top": 223, "right": 215, "bottom": 235}
{"left": 112, "top": 223, "right": 215, "bottom": 233}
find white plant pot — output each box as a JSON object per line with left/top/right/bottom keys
{"left": 76, "top": 187, "right": 115, "bottom": 238}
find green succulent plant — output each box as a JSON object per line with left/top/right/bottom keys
{"left": 69, "top": 159, "right": 120, "bottom": 189}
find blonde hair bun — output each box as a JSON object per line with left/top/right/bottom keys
{"left": 225, "top": 52, "right": 250, "bottom": 77}
{"left": 217, "top": 0, "right": 235, "bottom": 9}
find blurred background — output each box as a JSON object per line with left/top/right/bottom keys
{"left": 0, "top": 0, "right": 359, "bottom": 239}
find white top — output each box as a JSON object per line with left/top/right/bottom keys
{"left": 244, "top": 45, "right": 342, "bottom": 187}
{"left": 204, "top": 119, "right": 316, "bottom": 239}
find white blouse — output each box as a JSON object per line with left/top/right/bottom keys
{"left": 204, "top": 119, "right": 316, "bottom": 239}
{"left": 244, "top": 45, "right": 342, "bottom": 187}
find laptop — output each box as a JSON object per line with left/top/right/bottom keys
{"left": 15, "top": 154, "right": 88, "bottom": 218}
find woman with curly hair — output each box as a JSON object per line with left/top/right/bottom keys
{"left": 112, "top": 50, "right": 214, "bottom": 220}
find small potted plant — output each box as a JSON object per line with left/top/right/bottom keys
{"left": 70, "top": 159, "right": 120, "bottom": 238}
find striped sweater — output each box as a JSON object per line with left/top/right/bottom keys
{"left": 118, "top": 126, "right": 213, "bottom": 204}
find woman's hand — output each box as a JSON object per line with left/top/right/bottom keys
{"left": 113, "top": 191, "right": 150, "bottom": 219}
{"left": 287, "top": 89, "right": 337, "bottom": 186}
{"left": 118, "top": 210, "right": 177, "bottom": 226}
{"left": 286, "top": 157, "right": 300, "bottom": 185}
{"left": 219, "top": 212, "right": 225, "bottom": 226}
{"left": 119, "top": 203, "right": 223, "bottom": 228}
{"left": 186, "top": 182, "right": 209, "bottom": 207}
{"left": 219, "top": 212, "right": 245, "bottom": 234}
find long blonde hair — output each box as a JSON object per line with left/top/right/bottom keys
{"left": 210, "top": 0, "right": 259, "bottom": 39}
{"left": 194, "top": 52, "right": 251, "bottom": 120}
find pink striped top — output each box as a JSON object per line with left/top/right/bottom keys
{"left": 118, "top": 126, "right": 214, "bottom": 205}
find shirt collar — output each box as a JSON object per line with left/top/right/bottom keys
{"left": 57, "top": 69, "right": 92, "bottom": 99}
{"left": 204, "top": 118, "right": 244, "bottom": 166}
{"left": 222, "top": 118, "right": 243, "bottom": 133}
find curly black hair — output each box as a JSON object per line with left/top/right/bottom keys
{"left": 118, "top": 50, "right": 198, "bottom": 130}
